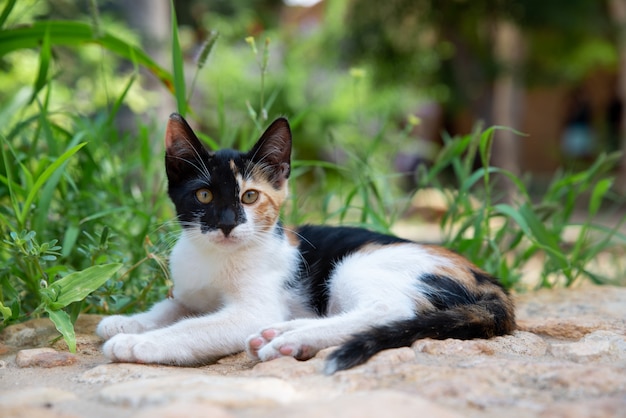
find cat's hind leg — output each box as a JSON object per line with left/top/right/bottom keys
{"left": 246, "top": 300, "right": 414, "bottom": 363}
{"left": 246, "top": 260, "right": 419, "bottom": 363}
{"left": 246, "top": 245, "right": 436, "bottom": 367}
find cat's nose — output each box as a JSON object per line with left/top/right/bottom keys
{"left": 219, "top": 224, "right": 235, "bottom": 237}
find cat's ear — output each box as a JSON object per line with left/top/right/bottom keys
{"left": 164, "top": 113, "right": 210, "bottom": 182}
{"left": 248, "top": 117, "right": 292, "bottom": 188}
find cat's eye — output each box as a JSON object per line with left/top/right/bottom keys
{"left": 241, "top": 190, "right": 259, "bottom": 204}
{"left": 195, "top": 188, "right": 213, "bottom": 204}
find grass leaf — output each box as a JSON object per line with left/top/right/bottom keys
{"left": 19, "top": 142, "right": 87, "bottom": 227}
{"left": 170, "top": 0, "right": 187, "bottom": 116}
{"left": 49, "top": 263, "right": 123, "bottom": 309}
{"left": 44, "top": 307, "right": 76, "bottom": 353}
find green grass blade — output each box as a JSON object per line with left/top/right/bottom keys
{"left": 105, "top": 73, "right": 136, "bottom": 126}
{"left": 0, "top": 0, "right": 16, "bottom": 29}
{"left": 170, "top": 0, "right": 187, "bottom": 116}
{"left": 19, "top": 142, "right": 87, "bottom": 227}
{"left": 0, "top": 134, "right": 22, "bottom": 223}
{"left": 33, "top": 130, "right": 88, "bottom": 232}
{"left": 589, "top": 178, "right": 613, "bottom": 216}
{"left": 29, "top": 24, "right": 51, "bottom": 104}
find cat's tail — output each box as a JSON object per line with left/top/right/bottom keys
{"left": 323, "top": 293, "right": 515, "bottom": 374}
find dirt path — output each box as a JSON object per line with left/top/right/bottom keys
{"left": 1, "top": 285, "right": 626, "bottom": 418}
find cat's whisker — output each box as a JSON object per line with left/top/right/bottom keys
{"left": 168, "top": 154, "right": 212, "bottom": 184}
{"left": 181, "top": 137, "right": 213, "bottom": 183}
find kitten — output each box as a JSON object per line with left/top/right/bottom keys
{"left": 97, "top": 114, "right": 515, "bottom": 374}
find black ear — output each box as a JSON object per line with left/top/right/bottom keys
{"left": 164, "top": 113, "right": 210, "bottom": 182}
{"left": 248, "top": 118, "right": 292, "bottom": 187}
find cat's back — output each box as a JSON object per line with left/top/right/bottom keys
{"left": 295, "top": 225, "right": 409, "bottom": 258}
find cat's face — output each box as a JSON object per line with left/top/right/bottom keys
{"left": 164, "top": 114, "right": 291, "bottom": 249}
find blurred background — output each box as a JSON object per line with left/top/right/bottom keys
{"left": 4, "top": 0, "right": 626, "bottom": 185}
{"left": 1, "top": 0, "right": 625, "bottom": 324}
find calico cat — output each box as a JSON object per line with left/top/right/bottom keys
{"left": 97, "top": 113, "right": 515, "bottom": 374}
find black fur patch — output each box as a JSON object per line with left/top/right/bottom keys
{"left": 289, "top": 226, "right": 410, "bottom": 316}
{"left": 421, "top": 274, "right": 477, "bottom": 310}
{"left": 167, "top": 148, "right": 247, "bottom": 235}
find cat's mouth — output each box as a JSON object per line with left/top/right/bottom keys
{"left": 202, "top": 229, "right": 244, "bottom": 246}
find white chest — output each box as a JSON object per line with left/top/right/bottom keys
{"left": 168, "top": 232, "right": 300, "bottom": 315}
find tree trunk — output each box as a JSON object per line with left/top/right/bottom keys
{"left": 490, "top": 19, "right": 525, "bottom": 198}
{"left": 117, "top": 0, "right": 173, "bottom": 128}
{"left": 608, "top": 0, "right": 626, "bottom": 193}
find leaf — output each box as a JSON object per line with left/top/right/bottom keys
{"left": 589, "top": 178, "right": 612, "bottom": 216}
{"left": 45, "top": 307, "right": 76, "bottom": 353}
{"left": 170, "top": 0, "right": 187, "bottom": 117}
{"left": 19, "top": 142, "right": 88, "bottom": 227}
{"left": 49, "top": 263, "right": 122, "bottom": 309}
{"left": 29, "top": 24, "right": 51, "bottom": 104}
{"left": 0, "top": 301, "right": 13, "bottom": 321}
{"left": 0, "top": 0, "right": 16, "bottom": 29}
{"left": 0, "top": 21, "right": 174, "bottom": 92}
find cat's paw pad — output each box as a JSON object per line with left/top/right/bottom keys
{"left": 246, "top": 328, "right": 282, "bottom": 359}
{"left": 248, "top": 330, "right": 315, "bottom": 362}
{"left": 96, "top": 316, "right": 149, "bottom": 340}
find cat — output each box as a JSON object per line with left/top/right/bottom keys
{"left": 96, "top": 113, "right": 516, "bottom": 374}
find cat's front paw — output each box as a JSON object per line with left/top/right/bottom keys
{"left": 102, "top": 333, "right": 169, "bottom": 364}
{"left": 96, "top": 315, "right": 150, "bottom": 340}
{"left": 247, "top": 328, "right": 315, "bottom": 362}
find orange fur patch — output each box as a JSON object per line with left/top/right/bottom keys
{"left": 237, "top": 165, "right": 289, "bottom": 233}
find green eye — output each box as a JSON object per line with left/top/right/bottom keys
{"left": 195, "top": 188, "right": 213, "bottom": 204}
{"left": 241, "top": 190, "right": 259, "bottom": 204}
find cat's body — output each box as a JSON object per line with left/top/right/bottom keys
{"left": 97, "top": 114, "right": 515, "bottom": 373}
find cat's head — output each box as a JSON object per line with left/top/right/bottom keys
{"left": 164, "top": 113, "right": 291, "bottom": 248}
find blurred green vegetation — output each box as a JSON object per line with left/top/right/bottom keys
{"left": 0, "top": 0, "right": 625, "bottom": 349}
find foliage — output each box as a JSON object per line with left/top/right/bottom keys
{"left": 419, "top": 127, "right": 626, "bottom": 288}
{"left": 0, "top": 1, "right": 174, "bottom": 350}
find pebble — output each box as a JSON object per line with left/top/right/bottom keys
{"left": 265, "top": 390, "right": 463, "bottom": 418}
{"left": 16, "top": 348, "right": 78, "bottom": 368}
{"left": 0, "top": 387, "right": 77, "bottom": 407}
{"left": 133, "top": 401, "right": 235, "bottom": 418}
{"left": 99, "top": 375, "right": 305, "bottom": 408}
{"left": 550, "top": 330, "right": 626, "bottom": 363}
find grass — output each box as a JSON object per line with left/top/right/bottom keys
{"left": 0, "top": 1, "right": 624, "bottom": 351}
{"left": 417, "top": 127, "right": 626, "bottom": 288}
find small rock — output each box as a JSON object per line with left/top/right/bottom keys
{"left": 16, "top": 348, "right": 78, "bottom": 368}
{"left": 271, "top": 390, "right": 462, "bottom": 418}
{"left": 540, "top": 396, "right": 626, "bottom": 418}
{"left": 366, "top": 347, "right": 416, "bottom": 374}
{"left": 99, "top": 375, "right": 304, "bottom": 408}
{"left": 2, "top": 405, "right": 80, "bottom": 418}
{"left": 517, "top": 317, "right": 626, "bottom": 339}
{"left": 250, "top": 356, "right": 321, "bottom": 378}
{"left": 0, "top": 387, "right": 77, "bottom": 408}
{"left": 133, "top": 401, "right": 235, "bottom": 418}
{"left": 550, "top": 330, "right": 626, "bottom": 363}
{"left": 412, "top": 332, "right": 547, "bottom": 357}
{"left": 78, "top": 363, "right": 195, "bottom": 385}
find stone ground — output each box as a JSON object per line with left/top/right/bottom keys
{"left": 1, "top": 285, "right": 625, "bottom": 418}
